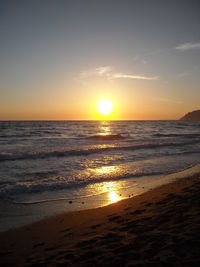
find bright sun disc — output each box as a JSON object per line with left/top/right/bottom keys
{"left": 97, "top": 99, "right": 113, "bottom": 116}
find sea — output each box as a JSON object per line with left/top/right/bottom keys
{"left": 0, "top": 120, "right": 200, "bottom": 231}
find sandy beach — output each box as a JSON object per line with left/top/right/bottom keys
{"left": 0, "top": 172, "right": 200, "bottom": 266}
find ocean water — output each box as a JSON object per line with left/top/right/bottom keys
{"left": 1, "top": 120, "right": 200, "bottom": 205}
{"left": 1, "top": 120, "right": 200, "bottom": 231}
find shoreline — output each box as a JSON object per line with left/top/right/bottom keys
{"left": 1, "top": 169, "right": 200, "bottom": 266}
{"left": 0, "top": 164, "right": 200, "bottom": 233}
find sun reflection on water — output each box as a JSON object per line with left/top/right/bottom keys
{"left": 88, "top": 165, "right": 124, "bottom": 204}
{"left": 98, "top": 121, "right": 111, "bottom": 136}
{"left": 95, "top": 165, "right": 118, "bottom": 175}
{"left": 109, "top": 191, "right": 120, "bottom": 203}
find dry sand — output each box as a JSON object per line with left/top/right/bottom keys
{"left": 0, "top": 174, "right": 200, "bottom": 266}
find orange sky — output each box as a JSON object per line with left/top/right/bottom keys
{"left": 1, "top": 1, "right": 200, "bottom": 120}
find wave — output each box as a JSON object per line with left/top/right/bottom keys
{"left": 0, "top": 130, "right": 63, "bottom": 139}
{"left": 154, "top": 133, "right": 200, "bottom": 138}
{"left": 87, "top": 134, "right": 125, "bottom": 140}
{"left": 0, "top": 139, "right": 199, "bottom": 162}
{"left": 0, "top": 170, "right": 164, "bottom": 198}
{"left": 2, "top": 159, "right": 200, "bottom": 198}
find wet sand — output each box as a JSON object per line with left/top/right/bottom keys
{"left": 0, "top": 174, "right": 200, "bottom": 266}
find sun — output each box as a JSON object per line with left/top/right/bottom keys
{"left": 97, "top": 99, "right": 113, "bottom": 116}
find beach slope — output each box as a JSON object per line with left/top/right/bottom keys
{"left": 0, "top": 174, "right": 200, "bottom": 266}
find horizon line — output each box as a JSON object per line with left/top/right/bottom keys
{"left": 0, "top": 119, "right": 179, "bottom": 122}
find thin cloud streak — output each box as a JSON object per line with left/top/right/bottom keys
{"left": 79, "top": 66, "right": 158, "bottom": 81}
{"left": 153, "top": 97, "right": 183, "bottom": 104}
{"left": 176, "top": 42, "right": 200, "bottom": 51}
{"left": 112, "top": 73, "right": 158, "bottom": 80}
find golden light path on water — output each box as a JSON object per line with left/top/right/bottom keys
{"left": 98, "top": 121, "right": 111, "bottom": 135}
{"left": 108, "top": 191, "right": 120, "bottom": 203}
{"left": 84, "top": 120, "right": 125, "bottom": 205}
{"left": 89, "top": 165, "right": 124, "bottom": 205}
{"left": 90, "top": 121, "right": 123, "bottom": 204}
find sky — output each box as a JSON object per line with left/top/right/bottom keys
{"left": 0, "top": 0, "right": 200, "bottom": 120}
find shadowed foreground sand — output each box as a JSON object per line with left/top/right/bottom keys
{"left": 0, "top": 174, "right": 200, "bottom": 267}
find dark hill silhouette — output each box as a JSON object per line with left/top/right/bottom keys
{"left": 180, "top": 110, "right": 200, "bottom": 121}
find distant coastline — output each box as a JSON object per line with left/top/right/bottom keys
{"left": 180, "top": 110, "right": 200, "bottom": 121}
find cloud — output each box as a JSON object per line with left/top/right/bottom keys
{"left": 79, "top": 66, "right": 158, "bottom": 81}
{"left": 176, "top": 42, "right": 200, "bottom": 51}
{"left": 112, "top": 73, "right": 158, "bottom": 80}
{"left": 153, "top": 97, "right": 183, "bottom": 104}
{"left": 79, "top": 66, "right": 112, "bottom": 78}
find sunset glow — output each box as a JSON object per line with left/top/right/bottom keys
{"left": 0, "top": 1, "right": 199, "bottom": 121}
{"left": 97, "top": 99, "right": 113, "bottom": 116}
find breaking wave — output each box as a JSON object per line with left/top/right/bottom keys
{"left": 0, "top": 139, "right": 198, "bottom": 162}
